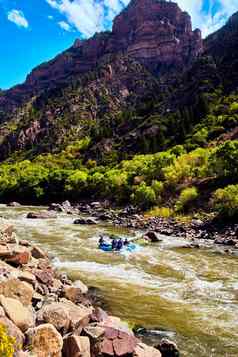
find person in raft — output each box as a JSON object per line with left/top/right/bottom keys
{"left": 112, "top": 238, "right": 117, "bottom": 250}
{"left": 116, "top": 238, "right": 123, "bottom": 250}
{"left": 124, "top": 238, "right": 129, "bottom": 246}
{"left": 99, "top": 236, "right": 105, "bottom": 246}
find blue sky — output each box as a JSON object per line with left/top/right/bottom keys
{"left": 0, "top": 0, "right": 237, "bottom": 90}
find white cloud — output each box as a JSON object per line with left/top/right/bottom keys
{"left": 48, "top": 15, "right": 54, "bottom": 20}
{"left": 177, "top": 0, "right": 238, "bottom": 37}
{"left": 58, "top": 20, "right": 72, "bottom": 31}
{"left": 7, "top": 9, "right": 29, "bottom": 28}
{"left": 46, "top": 0, "right": 105, "bottom": 37}
{"left": 46, "top": 0, "right": 238, "bottom": 39}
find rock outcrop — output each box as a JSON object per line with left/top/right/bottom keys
{"left": 110, "top": 0, "right": 202, "bottom": 72}
{"left": 0, "top": 0, "right": 202, "bottom": 115}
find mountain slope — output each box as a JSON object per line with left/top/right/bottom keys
{"left": 0, "top": 0, "right": 202, "bottom": 118}
{"left": 0, "top": 0, "right": 237, "bottom": 165}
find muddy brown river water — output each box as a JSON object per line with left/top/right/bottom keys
{"left": 1, "top": 204, "right": 238, "bottom": 356}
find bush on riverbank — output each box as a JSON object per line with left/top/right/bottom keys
{"left": 212, "top": 184, "right": 238, "bottom": 218}
{"left": 175, "top": 187, "right": 199, "bottom": 213}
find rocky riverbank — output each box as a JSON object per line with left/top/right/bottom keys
{"left": 0, "top": 220, "right": 179, "bottom": 357}
{"left": 45, "top": 201, "right": 238, "bottom": 249}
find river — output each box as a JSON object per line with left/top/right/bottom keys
{"left": 1, "top": 204, "right": 238, "bottom": 356}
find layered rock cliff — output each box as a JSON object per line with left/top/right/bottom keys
{"left": 0, "top": 0, "right": 202, "bottom": 116}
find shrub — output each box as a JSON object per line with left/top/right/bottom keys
{"left": 0, "top": 324, "right": 15, "bottom": 357}
{"left": 212, "top": 184, "right": 238, "bottom": 218}
{"left": 164, "top": 148, "right": 210, "bottom": 186}
{"left": 151, "top": 180, "right": 164, "bottom": 196}
{"left": 104, "top": 169, "right": 130, "bottom": 203}
{"left": 175, "top": 187, "right": 199, "bottom": 212}
{"left": 230, "top": 102, "right": 238, "bottom": 113}
{"left": 65, "top": 170, "right": 88, "bottom": 196}
{"left": 146, "top": 206, "right": 173, "bottom": 218}
{"left": 208, "top": 140, "right": 238, "bottom": 178}
{"left": 131, "top": 183, "right": 156, "bottom": 209}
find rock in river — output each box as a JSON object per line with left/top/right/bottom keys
{"left": 74, "top": 217, "right": 97, "bottom": 225}
{"left": 27, "top": 211, "right": 57, "bottom": 219}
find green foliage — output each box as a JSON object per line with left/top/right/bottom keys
{"left": 146, "top": 206, "right": 173, "bottom": 218}
{"left": 0, "top": 324, "right": 16, "bottom": 357}
{"left": 163, "top": 148, "right": 210, "bottom": 186}
{"left": 65, "top": 170, "right": 88, "bottom": 196}
{"left": 212, "top": 184, "right": 238, "bottom": 218}
{"left": 175, "top": 187, "right": 199, "bottom": 212}
{"left": 230, "top": 102, "right": 238, "bottom": 113}
{"left": 131, "top": 183, "right": 156, "bottom": 209}
{"left": 209, "top": 140, "right": 238, "bottom": 178}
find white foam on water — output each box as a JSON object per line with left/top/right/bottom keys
{"left": 52, "top": 257, "right": 169, "bottom": 290}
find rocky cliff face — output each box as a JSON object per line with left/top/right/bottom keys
{"left": 110, "top": 0, "right": 202, "bottom": 71}
{"left": 0, "top": 0, "right": 202, "bottom": 116}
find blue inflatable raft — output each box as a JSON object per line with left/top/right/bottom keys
{"left": 99, "top": 242, "right": 137, "bottom": 253}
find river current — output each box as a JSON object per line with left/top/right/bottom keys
{"left": 1, "top": 204, "right": 238, "bottom": 356}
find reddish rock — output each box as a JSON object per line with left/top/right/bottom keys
{"left": 113, "top": 334, "right": 136, "bottom": 356}
{"left": 31, "top": 246, "right": 47, "bottom": 259}
{"left": 100, "top": 338, "right": 114, "bottom": 356}
{"left": 0, "top": 0, "right": 202, "bottom": 146}
{"left": 34, "top": 269, "right": 54, "bottom": 286}
{"left": 63, "top": 335, "right": 91, "bottom": 357}
{"left": 98, "top": 326, "right": 137, "bottom": 357}
{"left": 6, "top": 248, "right": 31, "bottom": 266}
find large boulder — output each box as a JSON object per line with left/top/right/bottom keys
{"left": 134, "top": 342, "right": 162, "bottom": 357}
{"left": 5, "top": 247, "right": 31, "bottom": 266}
{"left": 0, "top": 295, "right": 34, "bottom": 332}
{"left": 63, "top": 335, "right": 91, "bottom": 357}
{"left": 26, "top": 323, "right": 63, "bottom": 357}
{"left": 38, "top": 300, "right": 92, "bottom": 332}
{"left": 37, "top": 303, "right": 71, "bottom": 332}
{"left": 64, "top": 281, "right": 88, "bottom": 303}
{"left": 98, "top": 327, "right": 137, "bottom": 356}
{"left": 0, "top": 278, "right": 33, "bottom": 306}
